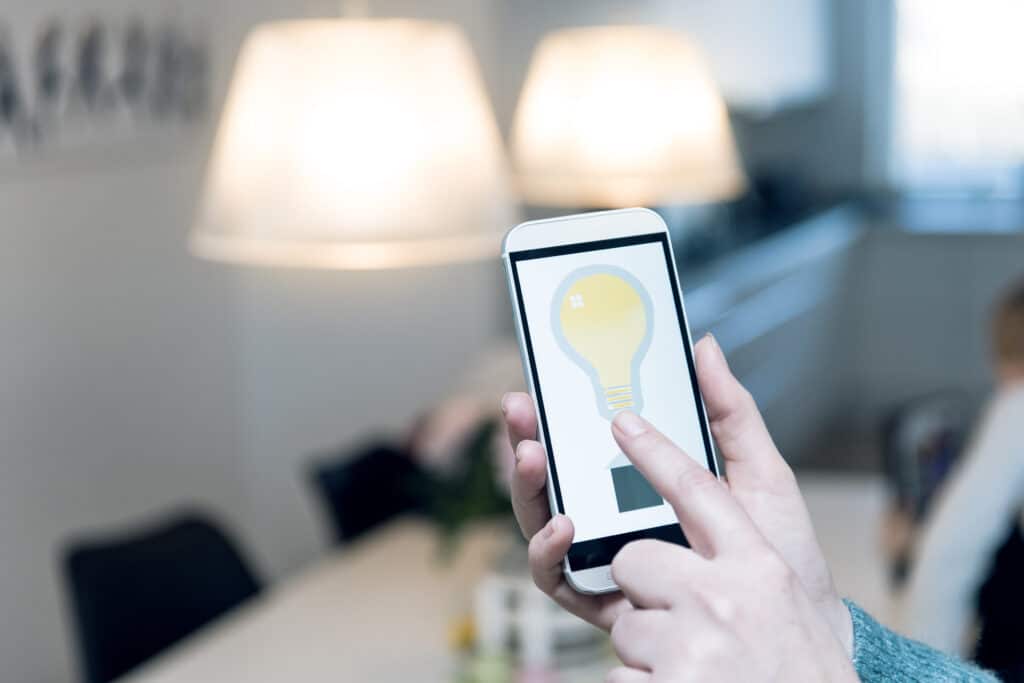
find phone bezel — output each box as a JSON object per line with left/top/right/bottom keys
{"left": 502, "top": 208, "right": 720, "bottom": 594}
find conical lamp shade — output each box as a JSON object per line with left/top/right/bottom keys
{"left": 512, "top": 26, "right": 746, "bottom": 209}
{"left": 191, "top": 19, "right": 513, "bottom": 269}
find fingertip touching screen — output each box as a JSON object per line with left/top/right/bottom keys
{"left": 509, "top": 233, "right": 716, "bottom": 570}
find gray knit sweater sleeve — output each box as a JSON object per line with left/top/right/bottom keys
{"left": 845, "top": 600, "right": 999, "bottom": 682}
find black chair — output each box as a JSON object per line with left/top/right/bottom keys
{"left": 880, "top": 391, "right": 969, "bottom": 586}
{"left": 61, "top": 510, "right": 261, "bottom": 683}
{"left": 308, "top": 441, "right": 426, "bottom": 545}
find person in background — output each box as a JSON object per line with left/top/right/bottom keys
{"left": 904, "top": 279, "right": 1024, "bottom": 671}
{"left": 503, "top": 334, "right": 996, "bottom": 681}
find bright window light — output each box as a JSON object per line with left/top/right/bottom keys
{"left": 891, "top": 0, "right": 1024, "bottom": 197}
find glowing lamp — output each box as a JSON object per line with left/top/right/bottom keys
{"left": 512, "top": 26, "right": 746, "bottom": 208}
{"left": 190, "top": 19, "right": 513, "bottom": 269}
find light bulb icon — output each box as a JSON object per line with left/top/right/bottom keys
{"left": 552, "top": 266, "right": 654, "bottom": 420}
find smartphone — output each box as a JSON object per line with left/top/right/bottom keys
{"left": 503, "top": 208, "right": 720, "bottom": 594}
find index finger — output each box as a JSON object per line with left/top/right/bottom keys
{"left": 611, "top": 411, "right": 760, "bottom": 557}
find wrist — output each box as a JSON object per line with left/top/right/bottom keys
{"left": 828, "top": 596, "right": 855, "bottom": 659}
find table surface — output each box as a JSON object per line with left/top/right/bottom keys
{"left": 124, "top": 473, "right": 890, "bottom": 683}
{"left": 123, "top": 519, "right": 514, "bottom": 683}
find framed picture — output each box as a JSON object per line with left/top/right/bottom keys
{"left": 0, "top": 4, "right": 215, "bottom": 169}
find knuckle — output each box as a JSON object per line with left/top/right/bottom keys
{"left": 708, "top": 422, "right": 736, "bottom": 454}
{"left": 709, "top": 386, "right": 758, "bottom": 438}
{"left": 737, "top": 386, "right": 757, "bottom": 411}
{"left": 755, "top": 548, "right": 796, "bottom": 591}
{"left": 709, "top": 412, "right": 743, "bottom": 446}
{"left": 528, "top": 560, "right": 547, "bottom": 590}
{"left": 527, "top": 529, "right": 544, "bottom": 561}
{"left": 609, "top": 614, "right": 630, "bottom": 649}
{"left": 707, "top": 593, "right": 739, "bottom": 625}
{"left": 528, "top": 567, "right": 556, "bottom": 597}
{"left": 527, "top": 536, "right": 553, "bottom": 581}
{"left": 627, "top": 429, "right": 663, "bottom": 456}
{"left": 673, "top": 463, "right": 718, "bottom": 496}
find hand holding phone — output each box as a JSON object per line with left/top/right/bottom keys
{"left": 604, "top": 409, "right": 858, "bottom": 682}
{"left": 504, "top": 342, "right": 853, "bottom": 655}
{"left": 504, "top": 208, "right": 719, "bottom": 593}
{"left": 502, "top": 210, "right": 853, "bottom": 652}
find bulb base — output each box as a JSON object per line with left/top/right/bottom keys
{"left": 604, "top": 385, "right": 634, "bottom": 412}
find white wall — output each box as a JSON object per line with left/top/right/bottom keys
{"left": 233, "top": 264, "right": 507, "bottom": 575}
{"left": 0, "top": 1, "right": 309, "bottom": 681}
{"left": 0, "top": 159, "right": 247, "bottom": 683}
{"left": 0, "top": 1, "right": 863, "bottom": 681}
{"left": 1, "top": 0, "right": 507, "bottom": 680}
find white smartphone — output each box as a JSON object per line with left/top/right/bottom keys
{"left": 503, "top": 208, "right": 720, "bottom": 594}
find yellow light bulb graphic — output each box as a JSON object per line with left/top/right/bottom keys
{"left": 552, "top": 266, "right": 653, "bottom": 419}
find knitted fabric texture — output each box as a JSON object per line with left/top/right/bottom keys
{"left": 846, "top": 599, "right": 999, "bottom": 682}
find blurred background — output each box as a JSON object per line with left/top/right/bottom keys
{"left": 3, "top": 0, "right": 1023, "bottom": 681}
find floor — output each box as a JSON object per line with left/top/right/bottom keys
{"left": 797, "top": 471, "right": 895, "bottom": 624}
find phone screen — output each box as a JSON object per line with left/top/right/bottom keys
{"left": 509, "top": 232, "right": 717, "bottom": 570}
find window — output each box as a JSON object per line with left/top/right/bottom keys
{"left": 891, "top": 0, "right": 1024, "bottom": 197}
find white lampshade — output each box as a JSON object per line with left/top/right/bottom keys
{"left": 191, "top": 19, "right": 513, "bottom": 270}
{"left": 511, "top": 26, "right": 746, "bottom": 208}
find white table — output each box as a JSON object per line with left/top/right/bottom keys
{"left": 123, "top": 520, "right": 512, "bottom": 682}
{"left": 125, "top": 474, "right": 891, "bottom": 682}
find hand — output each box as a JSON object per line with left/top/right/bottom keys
{"left": 502, "top": 334, "right": 853, "bottom": 654}
{"left": 605, "top": 410, "right": 856, "bottom": 681}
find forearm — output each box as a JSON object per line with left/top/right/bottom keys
{"left": 845, "top": 600, "right": 997, "bottom": 682}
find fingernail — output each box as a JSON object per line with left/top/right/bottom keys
{"left": 514, "top": 441, "right": 523, "bottom": 464}
{"left": 706, "top": 332, "right": 727, "bottom": 360}
{"left": 500, "top": 393, "right": 510, "bottom": 415}
{"left": 613, "top": 410, "right": 647, "bottom": 437}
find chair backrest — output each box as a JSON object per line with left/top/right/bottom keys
{"left": 881, "top": 391, "right": 970, "bottom": 519}
{"left": 62, "top": 510, "right": 261, "bottom": 683}
{"left": 308, "top": 442, "right": 425, "bottom": 545}
{"left": 880, "top": 391, "right": 971, "bottom": 587}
